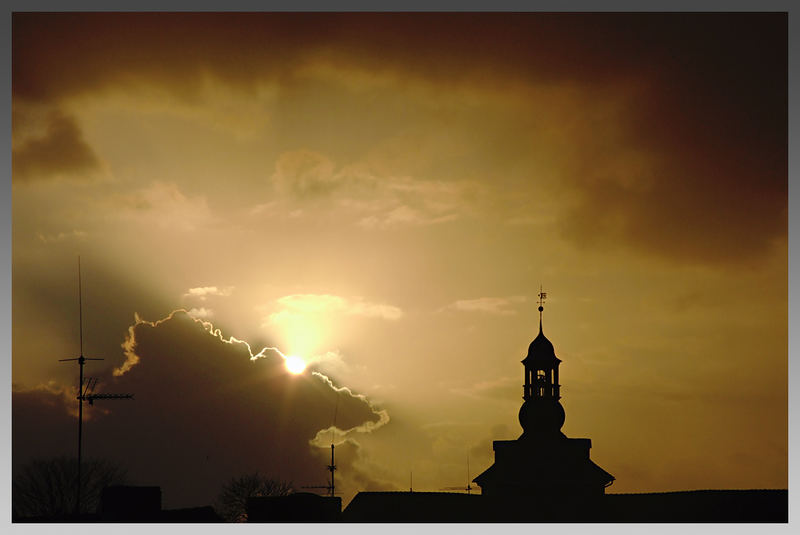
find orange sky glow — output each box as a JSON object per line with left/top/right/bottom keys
{"left": 11, "top": 12, "right": 787, "bottom": 508}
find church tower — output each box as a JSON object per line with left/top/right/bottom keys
{"left": 473, "top": 289, "right": 614, "bottom": 507}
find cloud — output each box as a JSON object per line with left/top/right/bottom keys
{"left": 265, "top": 150, "right": 471, "bottom": 229}
{"left": 309, "top": 438, "right": 400, "bottom": 493}
{"left": 12, "top": 385, "right": 82, "bottom": 465}
{"left": 269, "top": 294, "right": 403, "bottom": 322}
{"left": 12, "top": 382, "right": 78, "bottom": 419}
{"left": 358, "top": 205, "right": 459, "bottom": 229}
{"left": 12, "top": 110, "right": 104, "bottom": 183}
{"left": 16, "top": 13, "right": 783, "bottom": 263}
{"left": 115, "top": 308, "right": 282, "bottom": 378}
{"left": 36, "top": 229, "right": 88, "bottom": 244}
{"left": 302, "top": 350, "right": 352, "bottom": 376}
{"left": 471, "top": 424, "right": 512, "bottom": 460}
{"left": 183, "top": 286, "right": 234, "bottom": 300}
{"left": 309, "top": 371, "right": 391, "bottom": 447}
{"left": 14, "top": 310, "right": 390, "bottom": 508}
{"left": 353, "top": 177, "right": 479, "bottom": 229}
{"left": 186, "top": 307, "right": 213, "bottom": 319}
{"left": 449, "top": 376, "right": 520, "bottom": 403}
{"left": 13, "top": 14, "right": 785, "bottom": 236}
{"left": 556, "top": 133, "right": 787, "bottom": 265}
{"left": 112, "top": 181, "right": 215, "bottom": 231}
{"left": 270, "top": 150, "right": 342, "bottom": 199}
{"left": 441, "top": 296, "right": 527, "bottom": 316}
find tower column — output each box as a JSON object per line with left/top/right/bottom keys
{"left": 554, "top": 366, "right": 560, "bottom": 399}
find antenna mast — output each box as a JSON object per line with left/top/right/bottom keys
{"left": 78, "top": 256, "right": 83, "bottom": 356}
{"left": 327, "top": 443, "right": 337, "bottom": 498}
{"left": 441, "top": 453, "right": 473, "bottom": 493}
{"left": 467, "top": 453, "right": 472, "bottom": 494}
{"left": 301, "top": 396, "right": 338, "bottom": 497}
{"left": 58, "top": 257, "right": 133, "bottom": 515}
{"left": 327, "top": 396, "right": 338, "bottom": 497}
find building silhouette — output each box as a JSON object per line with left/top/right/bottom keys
{"left": 473, "top": 297, "right": 614, "bottom": 506}
{"left": 339, "top": 296, "right": 786, "bottom": 522}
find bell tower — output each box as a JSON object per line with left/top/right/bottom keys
{"left": 473, "top": 288, "right": 614, "bottom": 505}
{"left": 523, "top": 289, "right": 560, "bottom": 400}
{"left": 519, "top": 288, "right": 565, "bottom": 440}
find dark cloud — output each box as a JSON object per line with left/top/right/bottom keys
{"left": 13, "top": 311, "right": 388, "bottom": 508}
{"left": 12, "top": 13, "right": 785, "bottom": 103}
{"left": 11, "top": 12, "right": 786, "bottom": 262}
{"left": 558, "top": 145, "right": 787, "bottom": 265}
{"left": 555, "top": 19, "right": 787, "bottom": 265}
{"left": 12, "top": 110, "right": 102, "bottom": 182}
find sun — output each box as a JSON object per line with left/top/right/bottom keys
{"left": 285, "top": 355, "right": 307, "bottom": 375}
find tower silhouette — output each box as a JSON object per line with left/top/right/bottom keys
{"left": 473, "top": 289, "right": 614, "bottom": 507}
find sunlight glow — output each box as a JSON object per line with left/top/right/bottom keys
{"left": 285, "top": 355, "right": 307, "bottom": 375}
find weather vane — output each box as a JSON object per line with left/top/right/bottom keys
{"left": 537, "top": 285, "right": 547, "bottom": 311}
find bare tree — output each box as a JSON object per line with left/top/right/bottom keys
{"left": 12, "top": 456, "right": 128, "bottom": 519}
{"left": 215, "top": 472, "right": 293, "bottom": 522}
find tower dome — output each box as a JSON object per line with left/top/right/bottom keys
{"left": 523, "top": 328, "right": 560, "bottom": 367}
{"left": 522, "top": 303, "right": 561, "bottom": 368}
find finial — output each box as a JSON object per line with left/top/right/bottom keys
{"left": 537, "top": 285, "right": 547, "bottom": 332}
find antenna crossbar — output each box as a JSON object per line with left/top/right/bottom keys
{"left": 83, "top": 393, "right": 134, "bottom": 405}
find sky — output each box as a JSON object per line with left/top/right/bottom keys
{"left": 11, "top": 12, "right": 787, "bottom": 509}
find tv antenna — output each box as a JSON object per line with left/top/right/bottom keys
{"left": 441, "top": 454, "right": 473, "bottom": 494}
{"left": 301, "top": 396, "right": 338, "bottom": 497}
{"left": 58, "top": 257, "right": 133, "bottom": 515}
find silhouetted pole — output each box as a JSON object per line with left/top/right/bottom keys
{"left": 302, "top": 398, "right": 338, "bottom": 497}
{"left": 467, "top": 454, "right": 472, "bottom": 494}
{"left": 59, "top": 258, "right": 105, "bottom": 514}
{"left": 328, "top": 443, "right": 336, "bottom": 497}
{"left": 58, "top": 257, "right": 132, "bottom": 515}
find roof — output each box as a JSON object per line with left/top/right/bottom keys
{"left": 473, "top": 438, "right": 614, "bottom": 491}
{"left": 522, "top": 327, "right": 561, "bottom": 367}
{"left": 342, "top": 491, "right": 485, "bottom": 522}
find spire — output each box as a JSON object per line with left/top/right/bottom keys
{"left": 523, "top": 286, "right": 559, "bottom": 370}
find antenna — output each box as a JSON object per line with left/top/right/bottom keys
{"left": 78, "top": 256, "right": 83, "bottom": 356}
{"left": 467, "top": 453, "right": 472, "bottom": 494}
{"left": 441, "top": 453, "right": 473, "bottom": 494}
{"left": 301, "top": 396, "right": 338, "bottom": 497}
{"left": 82, "top": 377, "right": 133, "bottom": 405}
{"left": 327, "top": 396, "right": 338, "bottom": 497}
{"left": 58, "top": 257, "right": 133, "bottom": 515}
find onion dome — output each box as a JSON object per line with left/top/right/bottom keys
{"left": 522, "top": 309, "right": 561, "bottom": 367}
